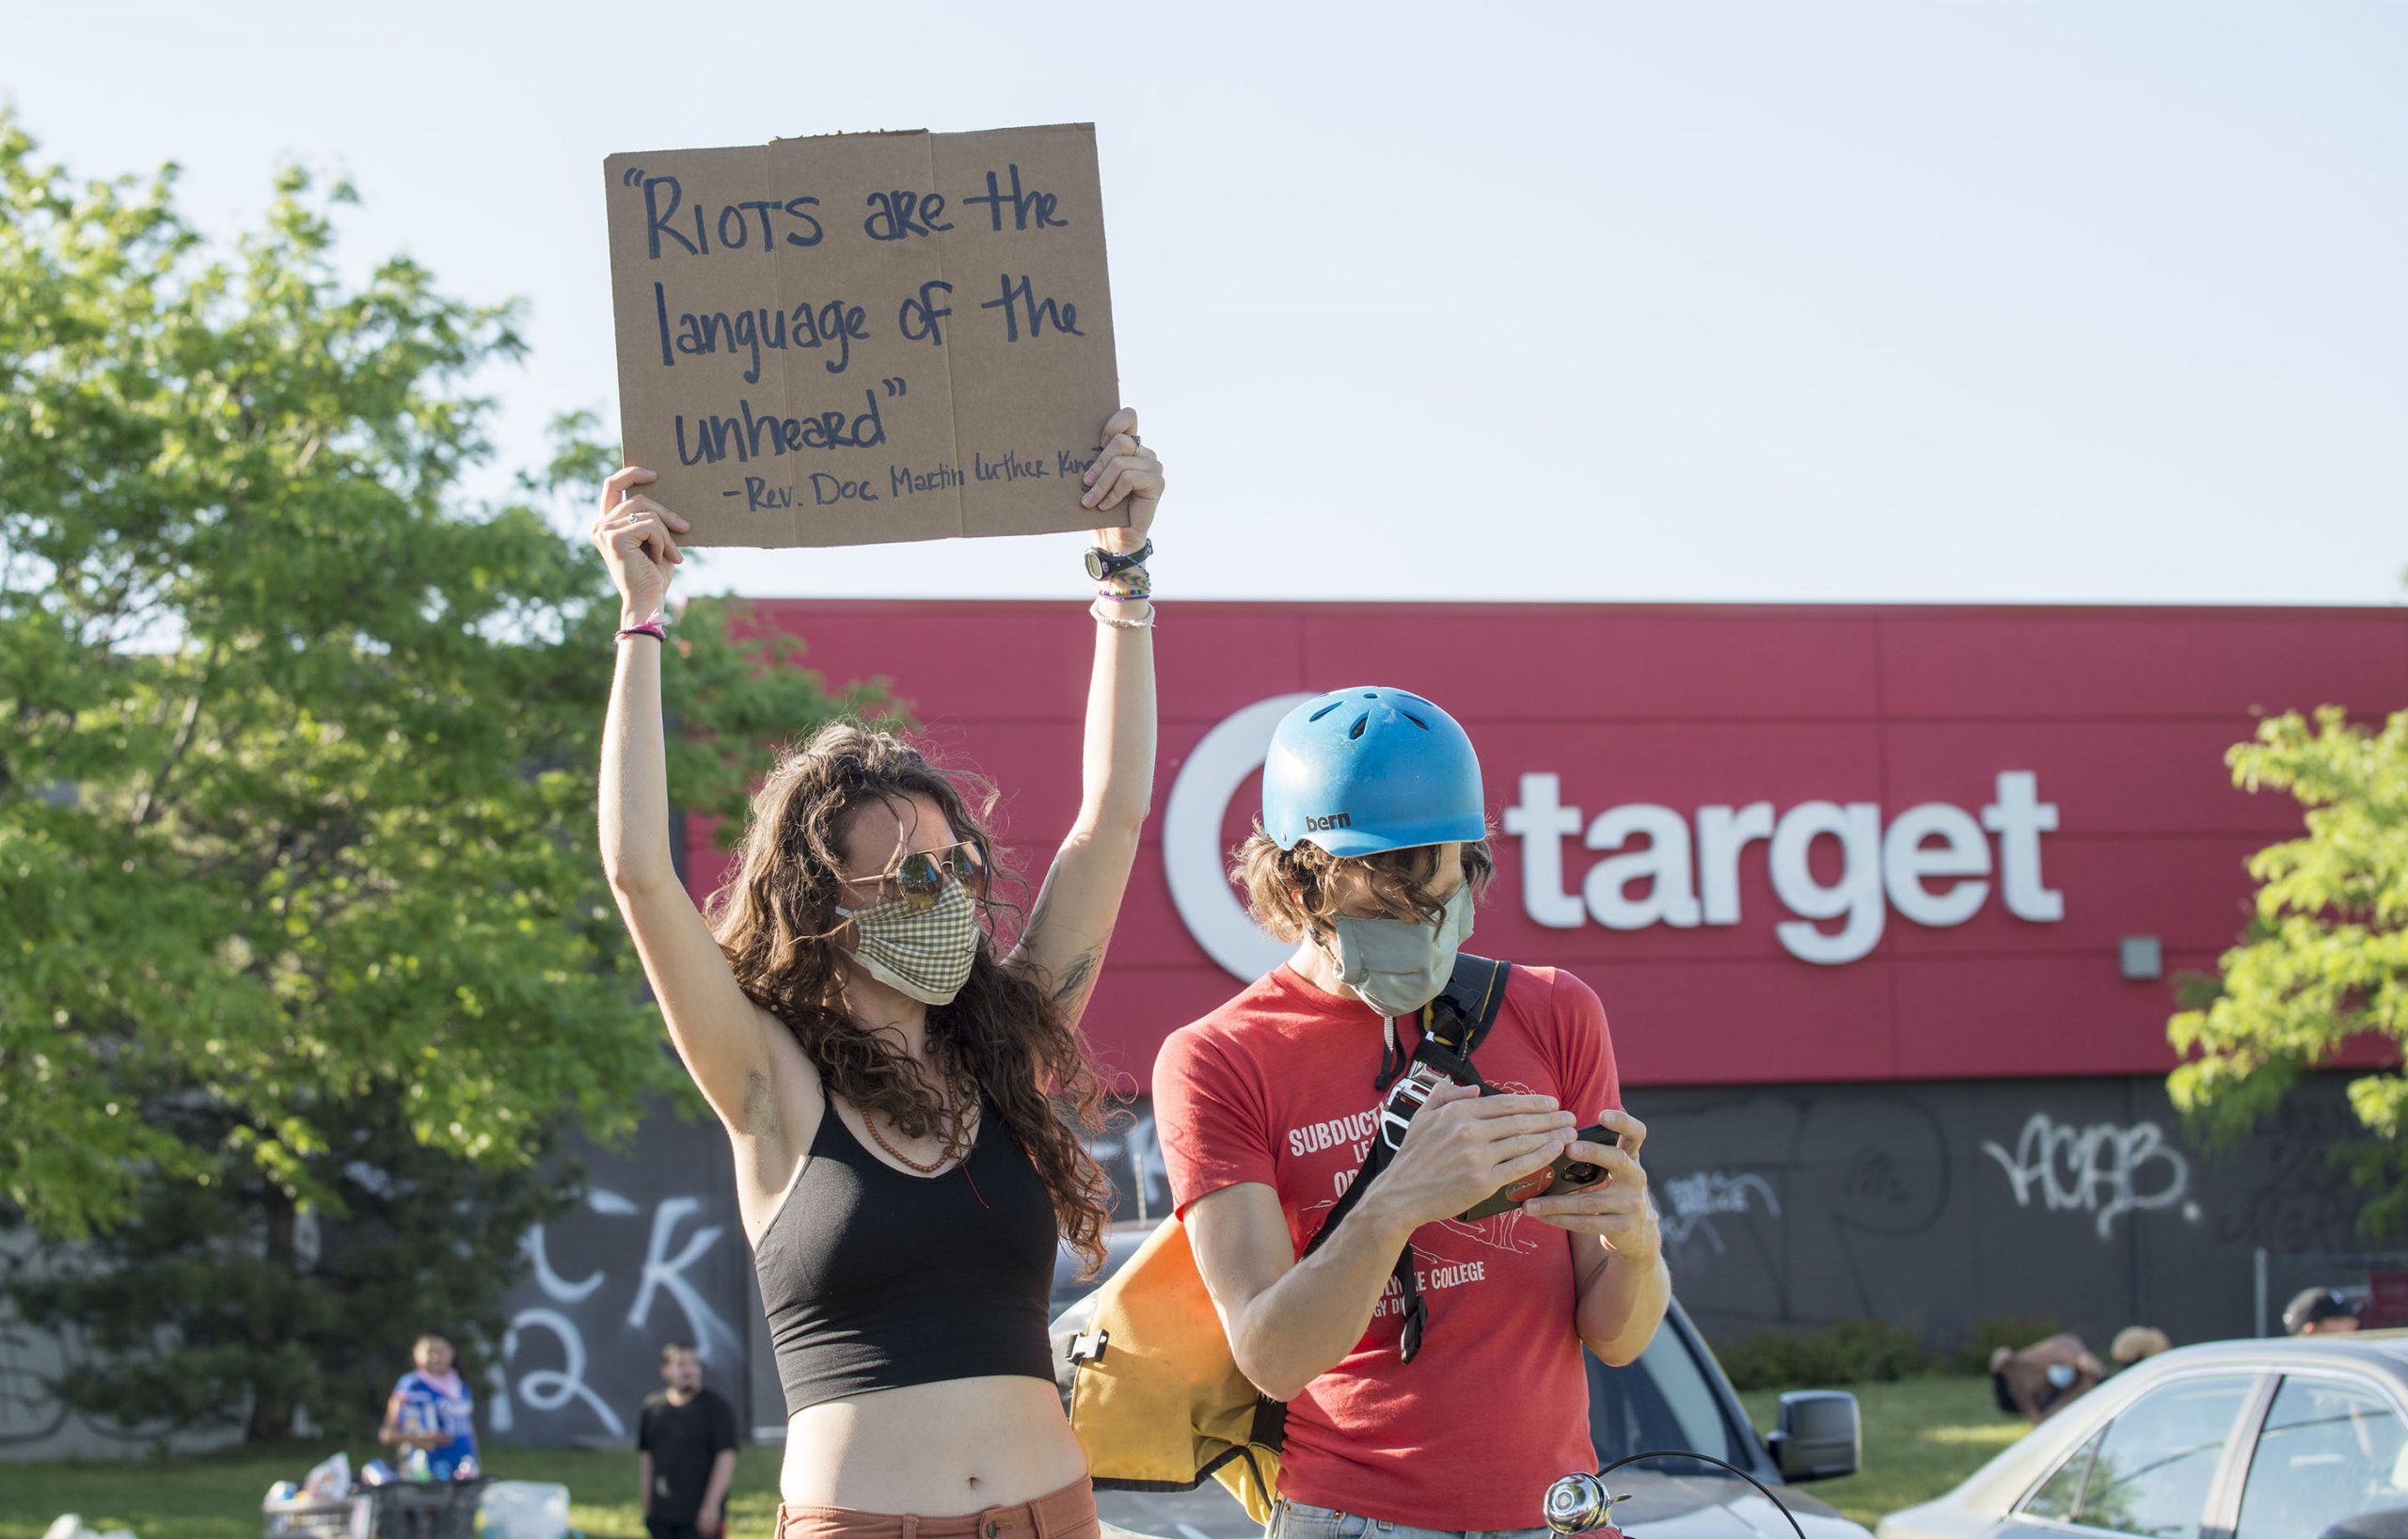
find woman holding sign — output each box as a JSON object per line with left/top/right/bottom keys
{"left": 594, "top": 409, "right": 1161, "bottom": 1539}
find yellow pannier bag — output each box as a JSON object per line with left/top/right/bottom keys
{"left": 1064, "top": 1215, "right": 1286, "bottom": 1523}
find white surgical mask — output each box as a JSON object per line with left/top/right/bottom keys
{"left": 1324, "top": 887, "right": 1475, "bottom": 1019}
{"left": 835, "top": 878, "right": 978, "bottom": 1006}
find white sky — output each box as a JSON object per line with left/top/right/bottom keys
{"left": 7, "top": 0, "right": 2403, "bottom": 605}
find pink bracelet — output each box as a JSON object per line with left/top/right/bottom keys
{"left": 616, "top": 622, "right": 667, "bottom": 643}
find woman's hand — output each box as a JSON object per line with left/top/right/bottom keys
{"left": 1082, "top": 406, "right": 1164, "bottom": 555}
{"left": 593, "top": 467, "right": 691, "bottom": 625}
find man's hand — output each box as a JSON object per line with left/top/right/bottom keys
{"left": 698, "top": 1505, "right": 722, "bottom": 1537}
{"left": 1522, "top": 1109, "right": 1661, "bottom": 1267}
{"left": 1369, "top": 1082, "right": 1576, "bottom": 1230}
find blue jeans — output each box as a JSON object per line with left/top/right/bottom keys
{"left": 1266, "top": 1499, "right": 1549, "bottom": 1539}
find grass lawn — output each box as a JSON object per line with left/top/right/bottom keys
{"left": 0, "top": 1442, "right": 789, "bottom": 1539}
{"left": 1737, "top": 1373, "right": 2028, "bottom": 1530}
{"left": 4, "top": 1378, "right": 2026, "bottom": 1538}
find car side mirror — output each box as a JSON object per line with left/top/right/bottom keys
{"left": 1766, "top": 1389, "right": 1861, "bottom": 1483}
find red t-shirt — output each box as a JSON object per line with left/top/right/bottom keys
{"left": 1152, "top": 962, "right": 1621, "bottom": 1532}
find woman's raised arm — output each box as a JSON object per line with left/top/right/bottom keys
{"left": 594, "top": 469, "right": 786, "bottom": 1136}
{"left": 1007, "top": 407, "right": 1164, "bottom": 1027}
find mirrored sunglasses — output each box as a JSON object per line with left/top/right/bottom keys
{"left": 845, "top": 840, "right": 986, "bottom": 912}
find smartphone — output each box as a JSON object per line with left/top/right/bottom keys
{"left": 1457, "top": 1124, "right": 1621, "bottom": 1222}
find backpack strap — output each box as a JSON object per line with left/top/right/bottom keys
{"left": 1304, "top": 955, "right": 1513, "bottom": 1363}
{"left": 1407, "top": 953, "right": 1511, "bottom": 1087}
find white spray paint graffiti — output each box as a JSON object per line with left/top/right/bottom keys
{"left": 1659, "top": 1170, "right": 1783, "bottom": 1254}
{"left": 1981, "top": 1114, "right": 2202, "bottom": 1240}
{"left": 496, "top": 1308, "right": 622, "bottom": 1438}
{"left": 492, "top": 1186, "right": 741, "bottom": 1440}
{"left": 627, "top": 1198, "right": 743, "bottom": 1365}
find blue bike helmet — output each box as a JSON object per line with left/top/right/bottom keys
{"left": 1261, "top": 687, "right": 1485, "bottom": 857}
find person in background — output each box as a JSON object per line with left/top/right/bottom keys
{"left": 1989, "top": 1333, "right": 2107, "bottom": 1423}
{"left": 2109, "top": 1325, "right": 2171, "bottom": 1371}
{"left": 2285, "top": 1286, "right": 2367, "bottom": 1336}
{"left": 380, "top": 1331, "right": 478, "bottom": 1478}
{"left": 640, "top": 1341, "right": 740, "bottom": 1539}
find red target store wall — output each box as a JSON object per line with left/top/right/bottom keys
{"left": 682, "top": 602, "right": 2408, "bottom": 1093}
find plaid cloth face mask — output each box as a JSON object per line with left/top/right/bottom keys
{"left": 836, "top": 875, "right": 979, "bottom": 1006}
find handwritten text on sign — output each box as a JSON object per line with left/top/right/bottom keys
{"left": 603, "top": 125, "right": 1119, "bottom": 547}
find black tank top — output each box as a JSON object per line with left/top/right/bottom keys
{"left": 752, "top": 1096, "right": 1057, "bottom": 1414}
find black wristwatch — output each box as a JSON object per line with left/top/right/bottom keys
{"left": 1085, "top": 538, "right": 1152, "bottom": 580}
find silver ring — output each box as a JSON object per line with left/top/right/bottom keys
{"left": 1128, "top": 434, "right": 1141, "bottom": 447}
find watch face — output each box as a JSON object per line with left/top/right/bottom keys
{"left": 1085, "top": 539, "right": 1149, "bottom": 579}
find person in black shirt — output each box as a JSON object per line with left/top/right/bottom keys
{"left": 638, "top": 1342, "right": 739, "bottom": 1539}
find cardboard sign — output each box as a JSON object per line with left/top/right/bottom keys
{"left": 603, "top": 125, "right": 1121, "bottom": 547}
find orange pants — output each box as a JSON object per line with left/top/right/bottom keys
{"left": 775, "top": 1475, "right": 1099, "bottom": 1539}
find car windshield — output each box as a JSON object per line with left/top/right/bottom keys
{"left": 1589, "top": 1318, "right": 1752, "bottom": 1477}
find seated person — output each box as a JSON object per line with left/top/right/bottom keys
{"left": 1989, "top": 1332, "right": 2104, "bottom": 1422}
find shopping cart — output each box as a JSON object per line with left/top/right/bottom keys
{"left": 263, "top": 1479, "right": 483, "bottom": 1539}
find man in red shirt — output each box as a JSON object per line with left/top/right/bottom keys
{"left": 1153, "top": 687, "right": 1669, "bottom": 1537}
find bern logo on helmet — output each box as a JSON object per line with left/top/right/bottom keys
{"left": 1304, "top": 812, "right": 1353, "bottom": 832}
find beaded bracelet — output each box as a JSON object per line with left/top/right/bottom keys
{"left": 1091, "top": 598, "right": 1156, "bottom": 629}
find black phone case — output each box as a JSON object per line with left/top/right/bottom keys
{"left": 1456, "top": 1123, "right": 1618, "bottom": 1222}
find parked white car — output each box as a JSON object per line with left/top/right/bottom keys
{"left": 1878, "top": 1331, "right": 2408, "bottom": 1539}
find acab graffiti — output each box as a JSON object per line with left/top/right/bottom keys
{"left": 1980, "top": 1113, "right": 2200, "bottom": 1241}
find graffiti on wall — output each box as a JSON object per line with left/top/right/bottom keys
{"left": 1634, "top": 1076, "right": 2383, "bottom": 1353}
{"left": 491, "top": 1185, "right": 748, "bottom": 1442}
{"left": 2210, "top": 1095, "right": 2374, "bottom": 1251}
{"left": 0, "top": 1285, "right": 69, "bottom": 1450}
{"left": 1658, "top": 1171, "right": 1782, "bottom": 1253}
{"left": 1979, "top": 1113, "right": 2199, "bottom": 1240}
{"left": 0, "top": 1230, "right": 222, "bottom": 1457}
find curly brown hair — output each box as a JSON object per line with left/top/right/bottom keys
{"left": 705, "top": 721, "right": 1112, "bottom": 1272}
{"left": 1233, "top": 825, "right": 1496, "bottom": 944}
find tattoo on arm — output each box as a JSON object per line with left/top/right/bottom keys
{"left": 1053, "top": 947, "right": 1101, "bottom": 1008}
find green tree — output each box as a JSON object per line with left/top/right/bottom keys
{"left": 0, "top": 114, "right": 863, "bottom": 1436}
{"left": 7, "top": 1097, "right": 578, "bottom": 1443}
{"left": 2169, "top": 706, "right": 2408, "bottom": 1237}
